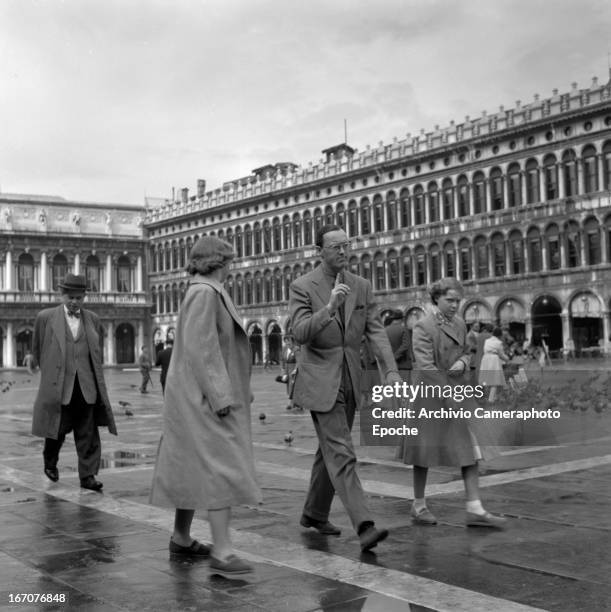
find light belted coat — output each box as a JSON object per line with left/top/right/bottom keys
{"left": 149, "top": 275, "right": 261, "bottom": 510}
{"left": 289, "top": 266, "right": 397, "bottom": 413}
{"left": 31, "top": 305, "right": 116, "bottom": 439}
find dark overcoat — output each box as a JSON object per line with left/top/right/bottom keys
{"left": 31, "top": 305, "right": 116, "bottom": 439}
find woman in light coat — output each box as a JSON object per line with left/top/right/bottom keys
{"left": 478, "top": 326, "right": 509, "bottom": 402}
{"left": 397, "top": 278, "right": 506, "bottom": 529}
{"left": 150, "top": 236, "right": 261, "bottom": 575}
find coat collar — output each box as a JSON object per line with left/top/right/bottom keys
{"left": 189, "top": 275, "right": 244, "bottom": 332}
{"left": 432, "top": 308, "right": 462, "bottom": 344}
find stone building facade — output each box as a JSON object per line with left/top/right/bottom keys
{"left": 142, "top": 75, "right": 611, "bottom": 362}
{"left": 0, "top": 194, "right": 148, "bottom": 367}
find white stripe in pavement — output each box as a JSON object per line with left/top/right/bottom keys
{"left": 0, "top": 464, "right": 544, "bottom": 612}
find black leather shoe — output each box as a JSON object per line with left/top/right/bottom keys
{"left": 80, "top": 476, "right": 103, "bottom": 491}
{"left": 359, "top": 525, "right": 388, "bottom": 552}
{"left": 169, "top": 538, "right": 211, "bottom": 557}
{"left": 300, "top": 515, "right": 341, "bottom": 536}
{"left": 44, "top": 467, "right": 59, "bottom": 482}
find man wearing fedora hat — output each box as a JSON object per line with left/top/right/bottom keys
{"left": 31, "top": 273, "right": 117, "bottom": 491}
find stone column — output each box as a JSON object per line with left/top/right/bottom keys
{"left": 105, "top": 321, "right": 115, "bottom": 365}
{"left": 40, "top": 251, "right": 48, "bottom": 291}
{"left": 539, "top": 167, "right": 546, "bottom": 203}
{"left": 137, "top": 320, "right": 145, "bottom": 353}
{"left": 5, "top": 250, "right": 12, "bottom": 290}
{"left": 524, "top": 317, "right": 533, "bottom": 342}
{"left": 74, "top": 252, "right": 80, "bottom": 275}
{"left": 558, "top": 164, "right": 565, "bottom": 199}
{"left": 577, "top": 158, "right": 585, "bottom": 195}
{"left": 602, "top": 312, "right": 610, "bottom": 353}
{"left": 136, "top": 255, "right": 143, "bottom": 292}
{"left": 597, "top": 153, "right": 605, "bottom": 191}
{"left": 5, "top": 321, "right": 15, "bottom": 367}
{"left": 484, "top": 179, "right": 491, "bottom": 213}
{"left": 520, "top": 170, "right": 528, "bottom": 206}
{"left": 561, "top": 312, "right": 570, "bottom": 349}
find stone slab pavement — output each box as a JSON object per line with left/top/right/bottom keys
{"left": 0, "top": 363, "right": 610, "bottom": 611}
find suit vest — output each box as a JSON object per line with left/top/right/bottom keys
{"left": 61, "top": 317, "right": 98, "bottom": 405}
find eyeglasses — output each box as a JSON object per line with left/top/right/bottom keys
{"left": 323, "top": 241, "right": 351, "bottom": 253}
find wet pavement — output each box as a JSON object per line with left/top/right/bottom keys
{"left": 1, "top": 363, "right": 610, "bottom": 611}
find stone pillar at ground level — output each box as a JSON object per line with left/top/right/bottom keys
{"left": 5, "top": 322, "right": 15, "bottom": 367}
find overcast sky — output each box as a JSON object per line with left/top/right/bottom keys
{"left": 0, "top": 0, "right": 610, "bottom": 205}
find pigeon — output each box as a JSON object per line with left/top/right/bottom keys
{"left": 284, "top": 431, "right": 294, "bottom": 446}
{"left": 259, "top": 412, "right": 266, "bottom": 423}
{"left": 118, "top": 400, "right": 132, "bottom": 407}
{"left": 125, "top": 409, "right": 134, "bottom": 417}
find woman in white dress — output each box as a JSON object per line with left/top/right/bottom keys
{"left": 478, "top": 326, "right": 509, "bottom": 402}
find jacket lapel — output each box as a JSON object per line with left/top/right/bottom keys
{"left": 50, "top": 305, "right": 66, "bottom": 358}
{"left": 439, "top": 319, "right": 461, "bottom": 345}
{"left": 310, "top": 266, "right": 331, "bottom": 307}
{"left": 343, "top": 271, "right": 357, "bottom": 329}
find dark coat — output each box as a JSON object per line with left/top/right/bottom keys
{"left": 31, "top": 305, "right": 116, "bottom": 439}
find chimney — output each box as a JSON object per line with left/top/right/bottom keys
{"left": 181, "top": 187, "right": 189, "bottom": 204}
{"left": 197, "top": 179, "right": 206, "bottom": 198}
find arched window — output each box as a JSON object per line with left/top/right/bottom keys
{"left": 244, "top": 273, "right": 253, "bottom": 304}
{"left": 374, "top": 252, "right": 386, "bottom": 290}
{"left": 400, "top": 247, "right": 411, "bottom": 287}
{"left": 373, "top": 195, "right": 384, "bottom": 232}
{"left": 324, "top": 205, "right": 334, "bottom": 225}
{"left": 292, "top": 212, "right": 302, "bottom": 248}
{"left": 429, "top": 243, "right": 441, "bottom": 281}
{"left": 164, "top": 283, "right": 171, "bottom": 313}
{"left": 347, "top": 201, "right": 358, "bottom": 237}
{"left": 158, "top": 286, "right": 165, "bottom": 314}
{"left": 508, "top": 163, "right": 521, "bottom": 207}
{"left": 348, "top": 255, "right": 359, "bottom": 276}
{"left": 562, "top": 150, "right": 578, "bottom": 197}
{"left": 244, "top": 224, "right": 253, "bottom": 256}
{"left": 527, "top": 227, "right": 542, "bottom": 272}
{"left": 179, "top": 282, "right": 187, "bottom": 303}
{"left": 235, "top": 227, "right": 243, "bottom": 257}
{"left": 545, "top": 223, "right": 561, "bottom": 270}
{"left": 313, "top": 208, "right": 323, "bottom": 235}
{"left": 172, "top": 283, "right": 179, "bottom": 312}
{"left": 388, "top": 249, "right": 399, "bottom": 289}
{"left": 117, "top": 255, "right": 131, "bottom": 292}
{"left": 282, "top": 215, "right": 292, "bottom": 250}
{"left": 254, "top": 271, "right": 263, "bottom": 303}
{"left": 399, "top": 188, "right": 410, "bottom": 227}
{"left": 303, "top": 211, "right": 312, "bottom": 245}
{"left": 473, "top": 171, "right": 486, "bottom": 214}
{"left": 525, "top": 158, "right": 540, "bottom": 203}
{"left": 459, "top": 238, "right": 471, "bottom": 280}
{"left": 273, "top": 268, "right": 283, "bottom": 301}
{"left": 164, "top": 241, "right": 171, "bottom": 270}
{"left": 360, "top": 198, "right": 371, "bottom": 235}
{"left": 414, "top": 246, "right": 426, "bottom": 285}
{"left": 283, "top": 266, "right": 291, "bottom": 301}
{"left": 584, "top": 217, "right": 601, "bottom": 264}
{"left": 52, "top": 253, "right": 69, "bottom": 291}
{"left": 226, "top": 276, "right": 234, "bottom": 302}
{"left": 172, "top": 241, "right": 179, "bottom": 269}
{"left": 443, "top": 241, "right": 455, "bottom": 277}
{"left": 150, "top": 246, "right": 157, "bottom": 273}
{"left": 253, "top": 222, "right": 262, "bottom": 254}
{"left": 18, "top": 253, "right": 34, "bottom": 291}
{"left": 428, "top": 182, "right": 439, "bottom": 223}
{"left": 474, "top": 236, "right": 488, "bottom": 279}
{"left": 225, "top": 228, "right": 234, "bottom": 250}
{"left": 336, "top": 202, "right": 346, "bottom": 229}
{"left": 151, "top": 287, "right": 157, "bottom": 315}
{"left": 179, "top": 239, "right": 186, "bottom": 268}
{"left": 186, "top": 236, "right": 193, "bottom": 259}
{"left": 490, "top": 167, "right": 503, "bottom": 210}
{"left": 235, "top": 274, "right": 243, "bottom": 305}
{"left": 491, "top": 233, "right": 505, "bottom": 276}
{"left": 263, "top": 270, "right": 272, "bottom": 302}
{"left": 604, "top": 141, "right": 611, "bottom": 190}
{"left": 156, "top": 244, "right": 163, "bottom": 271}
{"left": 386, "top": 191, "right": 397, "bottom": 230}
{"left": 292, "top": 263, "right": 302, "bottom": 280}
{"left": 582, "top": 145, "right": 598, "bottom": 193}
{"left": 442, "top": 179, "right": 454, "bottom": 220}
{"left": 564, "top": 220, "right": 581, "bottom": 268}
{"left": 509, "top": 230, "right": 524, "bottom": 274}
{"left": 543, "top": 154, "right": 558, "bottom": 200}
{"left": 413, "top": 185, "right": 424, "bottom": 225}
{"left": 263, "top": 220, "right": 272, "bottom": 252}
{"left": 457, "top": 175, "right": 469, "bottom": 216}
{"left": 360, "top": 254, "right": 372, "bottom": 283}
{"left": 86, "top": 255, "right": 100, "bottom": 292}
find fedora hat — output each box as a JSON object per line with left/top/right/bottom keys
{"left": 58, "top": 273, "right": 87, "bottom": 291}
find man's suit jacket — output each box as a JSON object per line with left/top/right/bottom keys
{"left": 385, "top": 324, "right": 413, "bottom": 370}
{"left": 31, "top": 305, "right": 116, "bottom": 439}
{"left": 289, "top": 266, "right": 397, "bottom": 413}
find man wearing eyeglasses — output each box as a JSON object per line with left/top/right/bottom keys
{"left": 289, "top": 224, "right": 402, "bottom": 552}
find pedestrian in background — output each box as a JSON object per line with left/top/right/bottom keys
{"left": 155, "top": 339, "right": 174, "bottom": 394}
{"left": 150, "top": 235, "right": 261, "bottom": 576}
{"left": 397, "top": 278, "right": 506, "bottom": 529}
{"left": 137, "top": 346, "right": 153, "bottom": 394}
{"left": 384, "top": 309, "right": 413, "bottom": 382}
{"left": 478, "top": 326, "right": 510, "bottom": 403}
{"left": 31, "top": 273, "right": 116, "bottom": 491}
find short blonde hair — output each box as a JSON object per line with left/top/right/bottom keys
{"left": 186, "top": 235, "right": 235, "bottom": 275}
